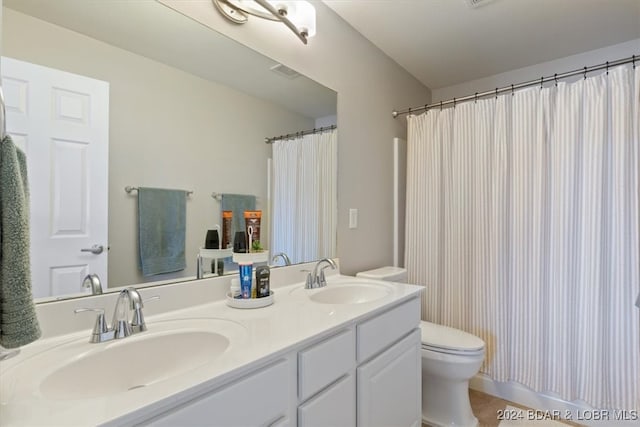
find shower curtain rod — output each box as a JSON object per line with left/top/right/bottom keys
{"left": 264, "top": 124, "right": 337, "bottom": 144}
{"left": 392, "top": 55, "right": 637, "bottom": 118}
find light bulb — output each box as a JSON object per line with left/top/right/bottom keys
{"left": 287, "top": 1, "right": 316, "bottom": 37}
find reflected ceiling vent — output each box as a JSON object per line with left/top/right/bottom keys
{"left": 270, "top": 63, "right": 301, "bottom": 79}
{"left": 465, "top": 0, "right": 495, "bottom": 8}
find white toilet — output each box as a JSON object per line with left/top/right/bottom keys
{"left": 356, "top": 267, "right": 485, "bottom": 427}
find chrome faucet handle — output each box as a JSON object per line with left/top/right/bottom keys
{"left": 196, "top": 253, "right": 204, "bottom": 279}
{"left": 318, "top": 267, "right": 331, "bottom": 287}
{"left": 300, "top": 269, "right": 315, "bottom": 289}
{"left": 113, "top": 319, "right": 132, "bottom": 339}
{"left": 140, "top": 295, "right": 160, "bottom": 306}
{"left": 74, "top": 307, "right": 112, "bottom": 343}
{"left": 131, "top": 295, "right": 159, "bottom": 333}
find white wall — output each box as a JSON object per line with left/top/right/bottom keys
{"left": 315, "top": 115, "right": 337, "bottom": 128}
{"left": 160, "top": 0, "right": 432, "bottom": 275}
{"left": 3, "top": 8, "right": 314, "bottom": 288}
{"left": 432, "top": 39, "right": 640, "bottom": 102}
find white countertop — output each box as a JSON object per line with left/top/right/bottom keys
{"left": 0, "top": 272, "right": 422, "bottom": 426}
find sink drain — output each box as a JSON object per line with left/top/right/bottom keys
{"left": 128, "top": 384, "right": 146, "bottom": 391}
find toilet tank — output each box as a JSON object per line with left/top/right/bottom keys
{"left": 356, "top": 266, "right": 408, "bottom": 283}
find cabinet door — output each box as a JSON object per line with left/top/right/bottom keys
{"left": 144, "top": 358, "right": 294, "bottom": 426}
{"left": 357, "top": 329, "right": 421, "bottom": 427}
{"left": 298, "top": 374, "right": 356, "bottom": 427}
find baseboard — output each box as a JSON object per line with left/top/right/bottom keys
{"left": 470, "top": 374, "right": 639, "bottom": 426}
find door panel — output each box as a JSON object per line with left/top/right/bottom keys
{"left": 2, "top": 57, "right": 109, "bottom": 299}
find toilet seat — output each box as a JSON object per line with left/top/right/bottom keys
{"left": 420, "top": 321, "right": 485, "bottom": 355}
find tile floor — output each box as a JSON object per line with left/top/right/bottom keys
{"left": 423, "top": 390, "right": 583, "bottom": 427}
{"left": 469, "top": 389, "right": 517, "bottom": 426}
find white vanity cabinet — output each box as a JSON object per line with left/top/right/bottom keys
{"left": 296, "top": 297, "right": 421, "bottom": 427}
{"left": 131, "top": 296, "right": 421, "bottom": 427}
{"left": 140, "top": 357, "right": 296, "bottom": 427}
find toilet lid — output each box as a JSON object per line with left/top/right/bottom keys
{"left": 420, "top": 321, "right": 485, "bottom": 352}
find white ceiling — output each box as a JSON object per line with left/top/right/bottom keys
{"left": 324, "top": 0, "right": 640, "bottom": 89}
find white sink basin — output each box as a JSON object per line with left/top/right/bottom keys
{"left": 1, "top": 318, "right": 246, "bottom": 401}
{"left": 292, "top": 280, "right": 393, "bottom": 304}
{"left": 41, "top": 330, "right": 228, "bottom": 399}
{"left": 310, "top": 283, "right": 391, "bottom": 304}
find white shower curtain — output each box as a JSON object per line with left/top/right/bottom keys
{"left": 270, "top": 129, "right": 337, "bottom": 264}
{"left": 405, "top": 65, "right": 639, "bottom": 410}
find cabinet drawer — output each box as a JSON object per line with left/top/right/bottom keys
{"left": 357, "top": 297, "right": 420, "bottom": 362}
{"left": 144, "top": 358, "right": 293, "bottom": 426}
{"left": 298, "top": 328, "right": 355, "bottom": 401}
{"left": 298, "top": 374, "right": 356, "bottom": 427}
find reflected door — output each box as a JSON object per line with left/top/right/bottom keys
{"left": 2, "top": 57, "right": 109, "bottom": 298}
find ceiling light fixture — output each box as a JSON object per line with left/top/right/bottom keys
{"left": 213, "top": 0, "right": 316, "bottom": 45}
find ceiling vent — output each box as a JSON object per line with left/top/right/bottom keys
{"left": 270, "top": 63, "right": 301, "bottom": 79}
{"left": 465, "top": 0, "right": 495, "bottom": 8}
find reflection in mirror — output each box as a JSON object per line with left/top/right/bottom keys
{"left": 2, "top": 0, "right": 337, "bottom": 303}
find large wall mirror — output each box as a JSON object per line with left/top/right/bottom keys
{"left": 2, "top": 0, "right": 337, "bottom": 302}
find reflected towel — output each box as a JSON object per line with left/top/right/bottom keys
{"left": 221, "top": 193, "right": 256, "bottom": 235}
{"left": 138, "top": 187, "right": 187, "bottom": 276}
{"left": 0, "top": 135, "right": 41, "bottom": 348}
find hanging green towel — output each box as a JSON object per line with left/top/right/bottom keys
{"left": 138, "top": 187, "right": 187, "bottom": 276}
{"left": 221, "top": 194, "right": 256, "bottom": 235}
{"left": 0, "top": 135, "right": 41, "bottom": 348}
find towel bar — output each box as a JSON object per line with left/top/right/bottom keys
{"left": 125, "top": 186, "right": 193, "bottom": 196}
{"left": 211, "top": 192, "right": 259, "bottom": 201}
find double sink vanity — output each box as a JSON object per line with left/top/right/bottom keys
{"left": 0, "top": 260, "right": 423, "bottom": 426}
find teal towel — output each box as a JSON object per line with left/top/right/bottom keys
{"left": 221, "top": 194, "right": 256, "bottom": 235}
{"left": 138, "top": 187, "right": 187, "bottom": 276}
{"left": 0, "top": 135, "right": 41, "bottom": 348}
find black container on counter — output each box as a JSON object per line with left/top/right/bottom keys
{"left": 204, "top": 229, "right": 220, "bottom": 249}
{"left": 255, "top": 265, "right": 270, "bottom": 298}
{"left": 233, "top": 231, "right": 247, "bottom": 253}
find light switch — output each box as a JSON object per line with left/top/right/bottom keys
{"left": 349, "top": 208, "right": 358, "bottom": 229}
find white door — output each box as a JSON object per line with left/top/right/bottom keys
{"left": 2, "top": 57, "right": 109, "bottom": 299}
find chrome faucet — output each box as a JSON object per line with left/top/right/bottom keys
{"left": 196, "top": 253, "right": 204, "bottom": 279}
{"left": 82, "top": 274, "right": 102, "bottom": 295}
{"left": 74, "top": 287, "right": 158, "bottom": 343}
{"left": 271, "top": 252, "right": 292, "bottom": 266}
{"left": 305, "top": 258, "right": 337, "bottom": 289}
{"left": 112, "top": 287, "right": 142, "bottom": 338}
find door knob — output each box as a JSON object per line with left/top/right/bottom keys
{"left": 81, "top": 244, "right": 104, "bottom": 254}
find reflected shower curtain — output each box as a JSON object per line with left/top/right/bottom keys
{"left": 271, "top": 129, "right": 337, "bottom": 264}
{"left": 405, "top": 65, "right": 639, "bottom": 410}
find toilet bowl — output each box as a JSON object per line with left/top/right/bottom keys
{"left": 357, "top": 267, "right": 485, "bottom": 427}
{"left": 420, "top": 321, "right": 485, "bottom": 427}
